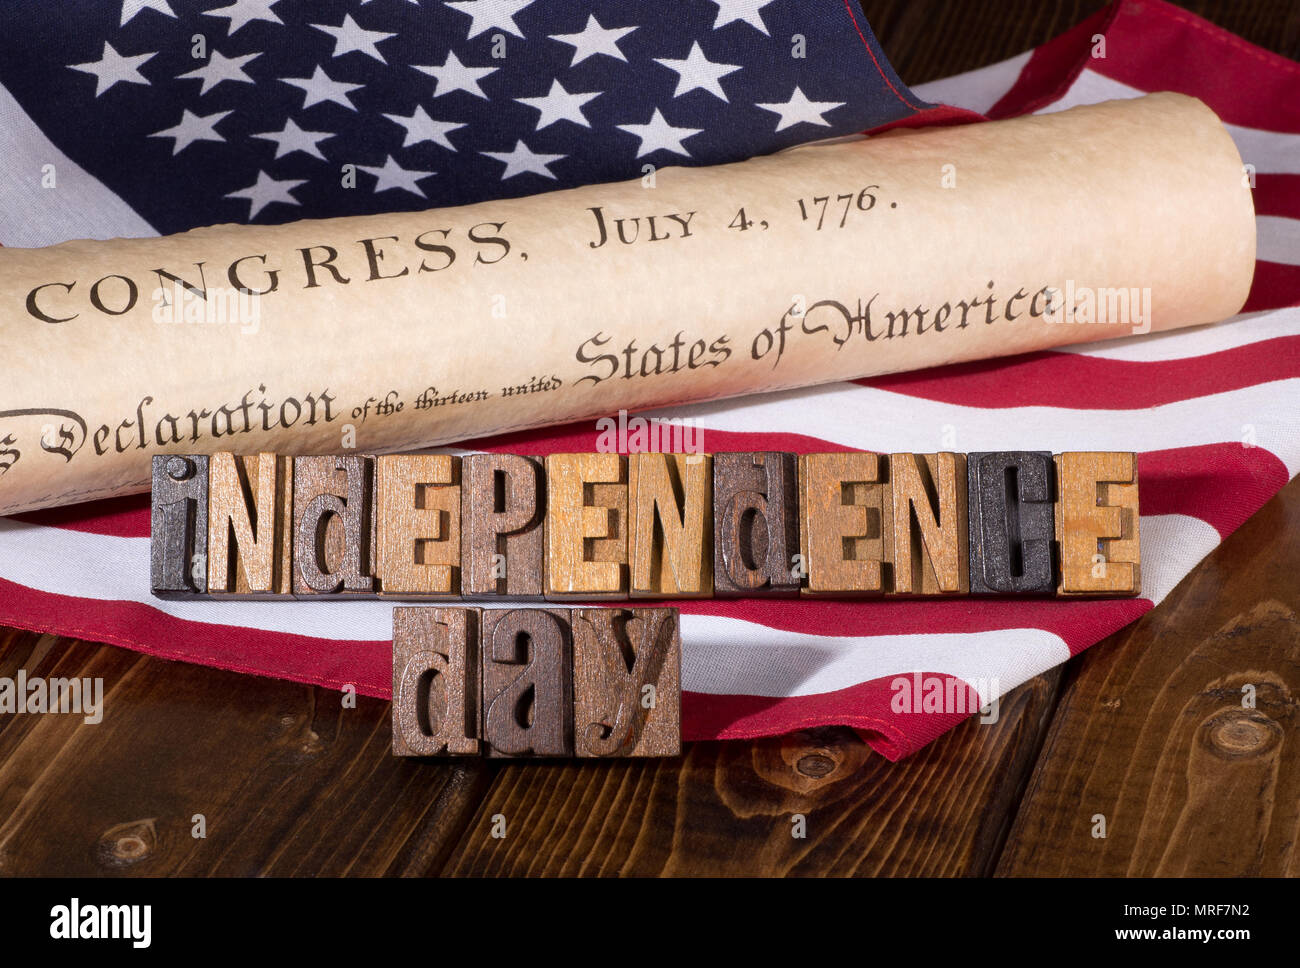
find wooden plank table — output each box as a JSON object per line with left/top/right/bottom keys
{"left": 0, "top": 0, "right": 1294, "bottom": 877}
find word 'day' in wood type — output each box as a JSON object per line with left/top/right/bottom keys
{"left": 460, "top": 453, "right": 544, "bottom": 598}
{"left": 799, "top": 452, "right": 889, "bottom": 596}
{"left": 376, "top": 454, "right": 461, "bottom": 597}
{"left": 712, "top": 452, "right": 800, "bottom": 597}
{"left": 292, "top": 455, "right": 375, "bottom": 595}
{"left": 481, "top": 608, "right": 574, "bottom": 757}
{"left": 967, "top": 452, "right": 1056, "bottom": 595}
{"left": 573, "top": 608, "right": 680, "bottom": 757}
{"left": 391, "top": 607, "right": 480, "bottom": 756}
{"left": 544, "top": 453, "right": 628, "bottom": 599}
{"left": 629, "top": 452, "right": 713, "bottom": 598}
{"left": 886, "top": 452, "right": 969, "bottom": 595}
{"left": 1055, "top": 451, "right": 1141, "bottom": 596}
{"left": 206, "top": 452, "right": 293, "bottom": 597}
{"left": 150, "top": 454, "right": 208, "bottom": 597}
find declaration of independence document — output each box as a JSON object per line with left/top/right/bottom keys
{"left": 0, "top": 93, "right": 1255, "bottom": 513}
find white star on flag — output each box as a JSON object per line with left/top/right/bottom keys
{"left": 516, "top": 79, "right": 599, "bottom": 130}
{"left": 359, "top": 155, "right": 436, "bottom": 196}
{"left": 120, "top": 0, "right": 174, "bottom": 27}
{"left": 550, "top": 15, "right": 636, "bottom": 67}
{"left": 481, "top": 140, "right": 565, "bottom": 179}
{"left": 708, "top": 0, "right": 776, "bottom": 35}
{"left": 383, "top": 105, "right": 465, "bottom": 150}
{"left": 205, "top": 0, "right": 283, "bottom": 35}
{"left": 69, "top": 42, "right": 155, "bottom": 97}
{"left": 313, "top": 14, "right": 396, "bottom": 64}
{"left": 655, "top": 41, "right": 741, "bottom": 101}
{"left": 177, "top": 49, "right": 260, "bottom": 95}
{"left": 150, "top": 108, "right": 232, "bottom": 154}
{"left": 251, "top": 118, "right": 333, "bottom": 160}
{"left": 447, "top": 0, "right": 536, "bottom": 39}
{"left": 225, "top": 170, "right": 305, "bottom": 218}
{"left": 412, "top": 50, "right": 497, "bottom": 99}
{"left": 617, "top": 108, "right": 702, "bottom": 158}
{"left": 282, "top": 65, "right": 363, "bottom": 110}
{"left": 755, "top": 87, "right": 847, "bottom": 131}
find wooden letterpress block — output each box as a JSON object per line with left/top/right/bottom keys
{"left": 573, "top": 607, "right": 680, "bottom": 757}
{"left": 207, "top": 452, "right": 293, "bottom": 597}
{"left": 798, "top": 452, "right": 888, "bottom": 596}
{"left": 886, "top": 452, "right": 969, "bottom": 595}
{"left": 375, "top": 454, "right": 461, "bottom": 597}
{"left": 712, "top": 452, "right": 799, "bottom": 597}
{"left": 460, "top": 453, "right": 544, "bottom": 598}
{"left": 629, "top": 453, "right": 713, "bottom": 598}
{"left": 1055, "top": 452, "right": 1140, "bottom": 596}
{"left": 481, "top": 608, "right": 573, "bottom": 757}
{"left": 391, "top": 606, "right": 480, "bottom": 756}
{"left": 292, "top": 455, "right": 375, "bottom": 595}
{"left": 151, "top": 454, "right": 208, "bottom": 597}
{"left": 967, "top": 452, "right": 1056, "bottom": 595}
{"left": 544, "top": 453, "right": 628, "bottom": 600}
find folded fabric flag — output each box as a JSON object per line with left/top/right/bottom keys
{"left": 0, "top": 0, "right": 1296, "bottom": 760}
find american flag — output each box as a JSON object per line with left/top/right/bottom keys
{"left": 1, "top": 0, "right": 1296, "bottom": 760}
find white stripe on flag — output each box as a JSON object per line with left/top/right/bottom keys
{"left": 912, "top": 51, "right": 1033, "bottom": 115}
{"left": 1057, "top": 307, "right": 1300, "bottom": 361}
{"left": 1258, "top": 215, "right": 1300, "bottom": 266}
{"left": 650, "top": 379, "right": 1300, "bottom": 476}
{"left": 0, "top": 80, "right": 157, "bottom": 246}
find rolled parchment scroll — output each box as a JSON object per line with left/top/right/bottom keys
{"left": 0, "top": 92, "right": 1254, "bottom": 514}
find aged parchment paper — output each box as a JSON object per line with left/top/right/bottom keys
{"left": 0, "top": 93, "right": 1255, "bottom": 513}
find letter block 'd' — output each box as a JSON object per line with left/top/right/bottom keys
{"left": 391, "top": 606, "right": 480, "bottom": 756}
{"left": 712, "top": 451, "right": 799, "bottom": 597}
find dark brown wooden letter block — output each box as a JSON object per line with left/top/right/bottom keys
{"left": 376, "top": 454, "right": 461, "bottom": 597}
{"left": 207, "top": 452, "right": 294, "bottom": 597}
{"left": 712, "top": 452, "right": 799, "bottom": 597}
{"left": 544, "top": 453, "right": 628, "bottom": 599}
{"left": 481, "top": 608, "right": 574, "bottom": 756}
{"left": 460, "top": 453, "right": 544, "bottom": 598}
{"left": 151, "top": 454, "right": 208, "bottom": 597}
{"left": 967, "top": 451, "right": 1055, "bottom": 595}
{"left": 1055, "top": 451, "right": 1141, "bottom": 596}
{"left": 629, "top": 453, "right": 713, "bottom": 598}
{"left": 886, "top": 452, "right": 969, "bottom": 595}
{"left": 292, "top": 455, "right": 376, "bottom": 595}
{"left": 573, "top": 608, "right": 680, "bottom": 757}
{"left": 391, "top": 607, "right": 480, "bottom": 756}
{"left": 799, "top": 452, "right": 888, "bottom": 596}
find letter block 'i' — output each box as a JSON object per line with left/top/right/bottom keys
{"left": 151, "top": 454, "right": 208, "bottom": 597}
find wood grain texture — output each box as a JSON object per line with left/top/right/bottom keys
{"left": 998, "top": 476, "right": 1300, "bottom": 876}
{"left": 392, "top": 607, "right": 480, "bottom": 757}
{"left": 150, "top": 454, "right": 208, "bottom": 597}
{"left": 206, "top": 452, "right": 293, "bottom": 597}
{"left": 480, "top": 608, "right": 574, "bottom": 757}
{"left": 1054, "top": 452, "right": 1140, "bottom": 596}
{"left": 460, "top": 453, "right": 545, "bottom": 599}
{"left": 799, "top": 452, "right": 888, "bottom": 596}
{"left": 712, "top": 452, "right": 800, "bottom": 598}
{"left": 292, "top": 455, "right": 376, "bottom": 596}
{"left": 572, "top": 608, "right": 681, "bottom": 757}
{"left": 967, "top": 451, "right": 1055, "bottom": 595}
{"left": 629, "top": 453, "right": 713, "bottom": 598}
{"left": 544, "top": 453, "right": 628, "bottom": 600}
{"left": 886, "top": 452, "right": 969, "bottom": 595}
{"left": 376, "top": 454, "right": 461, "bottom": 597}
